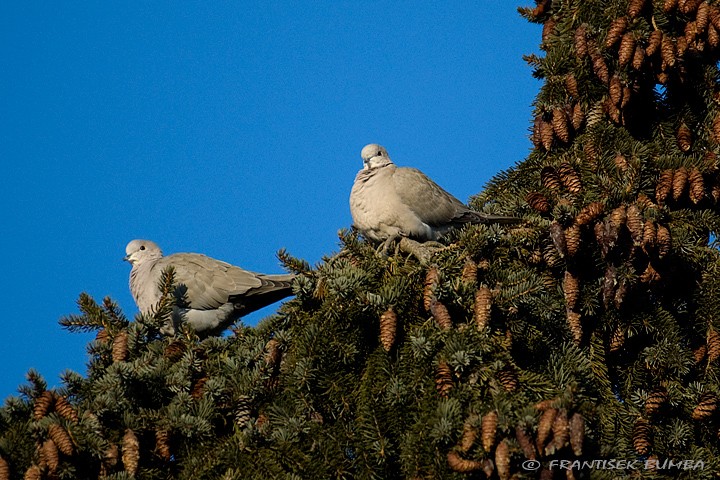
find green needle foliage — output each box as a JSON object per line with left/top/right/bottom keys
{"left": 2, "top": 1, "right": 720, "bottom": 478}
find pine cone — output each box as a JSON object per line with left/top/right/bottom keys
{"left": 481, "top": 411, "right": 498, "bottom": 452}
{"left": 692, "top": 393, "right": 717, "bottom": 419}
{"left": 571, "top": 103, "right": 585, "bottom": 130}
{"left": 640, "top": 262, "right": 660, "bottom": 283}
{"left": 712, "top": 5, "right": 720, "bottom": 30}
{"left": 541, "top": 166, "right": 562, "bottom": 191}
{"left": 621, "top": 85, "right": 632, "bottom": 109}
{"left": 495, "top": 439, "right": 510, "bottom": 480}
{"left": 542, "top": 17, "right": 556, "bottom": 45}
{"left": 647, "top": 30, "right": 663, "bottom": 56}
{"left": 537, "top": 408, "right": 558, "bottom": 451}
{"left": 677, "top": 125, "right": 693, "bottom": 152}
{"left": 515, "top": 425, "right": 537, "bottom": 460}
{"left": 543, "top": 243, "right": 561, "bottom": 268}
{"left": 609, "top": 75, "right": 623, "bottom": 106}
{"left": 609, "top": 205, "right": 627, "bottom": 230}
{"left": 605, "top": 17, "right": 628, "bottom": 48}
{"left": 633, "top": 417, "right": 651, "bottom": 455}
{"left": 33, "top": 390, "right": 55, "bottom": 420}
{"left": 112, "top": 330, "right": 129, "bottom": 363}
{"left": 664, "top": 0, "right": 679, "bottom": 12}
{"left": 552, "top": 107, "right": 570, "bottom": 143}
{"left": 569, "top": 413, "right": 585, "bottom": 456}
{"left": 576, "top": 202, "right": 604, "bottom": 226}
{"left": 497, "top": 366, "right": 519, "bottom": 392}
{"left": 567, "top": 311, "right": 582, "bottom": 344}
{"left": 681, "top": 0, "right": 702, "bottom": 14}
{"left": 628, "top": 0, "right": 646, "bottom": 17}
{"left": 632, "top": 43, "right": 645, "bottom": 70}
{"left": 694, "top": 344, "right": 707, "bottom": 364}
{"left": 698, "top": 2, "right": 710, "bottom": 31}
{"left": 48, "top": 423, "right": 73, "bottom": 456}
{"left": 656, "top": 169, "right": 674, "bottom": 204}
{"left": 566, "top": 74, "right": 580, "bottom": 98}
{"left": 53, "top": 396, "right": 78, "bottom": 425}
{"left": 191, "top": 377, "right": 208, "bottom": 399}
{"left": 645, "top": 388, "right": 668, "bottom": 415}
{"left": 155, "top": 429, "right": 171, "bottom": 461}
{"left": 708, "top": 329, "right": 720, "bottom": 363}
{"left": 534, "top": 398, "right": 558, "bottom": 411}
{"left": 565, "top": 224, "right": 581, "bottom": 256}
{"left": 550, "top": 409, "right": 569, "bottom": 452}
{"left": 122, "top": 429, "right": 140, "bottom": 476}
{"left": 591, "top": 49, "right": 610, "bottom": 83}
{"left": 610, "top": 327, "right": 625, "bottom": 352}
{"left": 103, "top": 443, "right": 119, "bottom": 469}
{"left": 550, "top": 221, "right": 568, "bottom": 257}
{"left": 474, "top": 286, "right": 493, "bottom": 330}
{"left": 712, "top": 114, "right": 720, "bottom": 143}
{"left": 41, "top": 439, "right": 59, "bottom": 473}
{"left": 446, "top": 451, "right": 482, "bottom": 473}
{"left": 430, "top": 300, "right": 452, "bottom": 330}
{"left": 619, "top": 33, "right": 636, "bottom": 67}
{"left": 656, "top": 225, "right": 671, "bottom": 258}
{"left": 626, "top": 204, "right": 643, "bottom": 245}
{"left": 163, "top": 340, "right": 187, "bottom": 361}
{"left": 540, "top": 118, "right": 555, "bottom": 150}
{"left": 661, "top": 34, "right": 676, "bottom": 68}
{"left": 557, "top": 163, "right": 582, "bottom": 193}
{"left": 688, "top": 167, "right": 705, "bottom": 203}
{"left": 563, "top": 270, "right": 580, "bottom": 310}
{"left": 709, "top": 24, "right": 720, "bottom": 49}
{"left": 423, "top": 266, "right": 439, "bottom": 312}
{"left": 0, "top": 456, "right": 8, "bottom": 480}
{"left": 458, "top": 416, "right": 478, "bottom": 452}
{"left": 23, "top": 465, "right": 41, "bottom": 480}
{"left": 436, "top": 361, "right": 453, "bottom": 397}
{"left": 379, "top": 308, "right": 397, "bottom": 351}
{"left": 461, "top": 257, "right": 478, "bottom": 284}
{"left": 685, "top": 21, "right": 699, "bottom": 44}
{"left": 614, "top": 152, "right": 629, "bottom": 172}
{"left": 643, "top": 220, "right": 657, "bottom": 251}
{"left": 95, "top": 328, "right": 109, "bottom": 344}
{"left": 235, "top": 396, "right": 252, "bottom": 427}
{"left": 527, "top": 192, "right": 551, "bottom": 213}
{"left": 574, "top": 24, "right": 589, "bottom": 58}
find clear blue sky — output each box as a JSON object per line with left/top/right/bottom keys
{"left": 0, "top": 3, "right": 540, "bottom": 401}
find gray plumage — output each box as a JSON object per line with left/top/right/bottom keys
{"left": 124, "top": 240, "right": 295, "bottom": 336}
{"left": 349, "top": 144, "right": 521, "bottom": 246}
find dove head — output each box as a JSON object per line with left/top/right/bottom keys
{"left": 124, "top": 239, "right": 163, "bottom": 266}
{"left": 361, "top": 144, "right": 393, "bottom": 170}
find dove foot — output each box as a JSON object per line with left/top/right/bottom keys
{"left": 398, "top": 237, "right": 444, "bottom": 264}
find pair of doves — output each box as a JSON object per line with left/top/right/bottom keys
{"left": 125, "top": 144, "right": 520, "bottom": 336}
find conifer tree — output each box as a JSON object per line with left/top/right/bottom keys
{"left": 2, "top": 0, "right": 720, "bottom": 478}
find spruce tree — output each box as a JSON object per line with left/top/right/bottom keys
{"left": 2, "top": 0, "right": 720, "bottom": 478}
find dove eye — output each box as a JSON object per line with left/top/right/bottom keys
{"left": 140, "top": 246, "right": 146, "bottom": 251}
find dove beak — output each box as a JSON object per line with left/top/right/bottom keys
{"left": 123, "top": 254, "right": 131, "bottom": 262}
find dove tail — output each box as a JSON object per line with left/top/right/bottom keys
{"left": 456, "top": 211, "right": 522, "bottom": 225}
{"left": 229, "top": 274, "right": 296, "bottom": 316}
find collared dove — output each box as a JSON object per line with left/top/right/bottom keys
{"left": 124, "top": 240, "right": 295, "bottom": 336}
{"left": 349, "top": 144, "right": 521, "bottom": 252}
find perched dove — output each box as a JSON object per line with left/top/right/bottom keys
{"left": 350, "top": 144, "right": 521, "bottom": 250}
{"left": 124, "top": 240, "right": 295, "bottom": 336}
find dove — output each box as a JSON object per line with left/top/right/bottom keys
{"left": 124, "top": 240, "right": 295, "bottom": 336}
{"left": 349, "top": 144, "right": 521, "bottom": 252}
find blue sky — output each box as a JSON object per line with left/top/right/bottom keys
{"left": 0, "top": 3, "right": 540, "bottom": 401}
